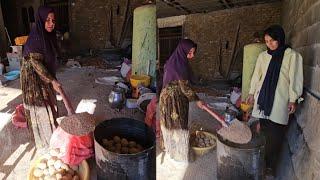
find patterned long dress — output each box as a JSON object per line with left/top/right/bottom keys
{"left": 159, "top": 80, "right": 199, "bottom": 161}
{"left": 20, "top": 53, "right": 58, "bottom": 149}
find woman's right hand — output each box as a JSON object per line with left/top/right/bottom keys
{"left": 52, "top": 80, "right": 62, "bottom": 94}
{"left": 247, "top": 94, "right": 255, "bottom": 105}
{"left": 52, "top": 80, "right": 75, "bottom": 115}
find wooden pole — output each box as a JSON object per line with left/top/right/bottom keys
{"left": 226, "top": 24, "right": 240, "bottom": 78}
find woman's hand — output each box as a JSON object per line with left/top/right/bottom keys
{"left": 288, "top": 102, "right": 296, "bottom": 114}
{"left": 52, "top": 80, "right": 62, "bottom": 94}
{"left": 196, "top": 100, "right": 206, "bottom": 110}
{"left": 246, "top": 94, "right": 255, "bottom": 105}
{"left": 52, "top": 80, "right": 75, "bottom": 115}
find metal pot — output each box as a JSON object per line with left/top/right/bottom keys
{"left": 109, "top": 86, "right": 126, "bottom": 111}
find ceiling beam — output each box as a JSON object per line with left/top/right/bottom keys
{"left": 160, "top": 0, "right": 192, "bottom": 14}
{"left": 220, "top": 0, "right": 231, "bottom": 8}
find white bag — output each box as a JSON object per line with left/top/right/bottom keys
{"left": 120, "top": 62, "right": 131, "bottom": 78}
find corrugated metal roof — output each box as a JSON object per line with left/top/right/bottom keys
{"left": 157, "top": 0, "right": 281, "bottom": 18}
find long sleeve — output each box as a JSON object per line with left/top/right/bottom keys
{"left": 179, "top": 80, "right": 199, "bottom": 102}
{"left": 289, "top": 52, "right": 303, "bottom": 102}
{"left": 249, "top": 53, "right": 263, "bottom": 95}
{"left": 29, "top": 53, "right": 55, "bottom": 84}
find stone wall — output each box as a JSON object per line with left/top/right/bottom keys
{"left": 182, "top": 3, "right": 281, "bottom": 82}
{"left": 69, "top": 0, "right": 145, "bottom": 53}
{"left": 277, "top": 0, "right": 320, "bottom": 179}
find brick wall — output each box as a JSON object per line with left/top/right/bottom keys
{"left": 182, "top": 3, "right": 281, "bottom": 82}
{"left": 277, "top": 0, "right": 320, "bottom": 179}
{"left": 69, "top": 0, "right": 144, "bottom": 52}
{"left": 0, "top": 3, "right": 7, "bottom": 57}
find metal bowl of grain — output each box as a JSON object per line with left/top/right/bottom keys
{"left": 191, "top": 130, "right": 217, "bottom": 156}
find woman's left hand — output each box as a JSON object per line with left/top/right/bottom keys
{"left": 288, "top": 102, "right": 296, "bottom": 114}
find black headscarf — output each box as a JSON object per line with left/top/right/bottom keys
{"left": 257, "top": 25, "right": 289, "bottom": 116}
{"left": 23, "top": 6, "right": 58, "bottom": 76}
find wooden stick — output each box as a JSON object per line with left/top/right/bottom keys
{"left": 117, "top": 0, "right": 131, "bottom": 47}
{"left": 59, "top": 87, "right": 75, "bottom": 116}
{"left": 226, "top": 24, "right": 240, "bottom": 78}
{"left": 202, "top": 105, "right": 228, "bottom": 127}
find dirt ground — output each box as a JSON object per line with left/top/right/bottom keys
{"left": 0, "top": 66, "right": 145, "bottom": 179}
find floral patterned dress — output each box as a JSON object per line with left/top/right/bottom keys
{"left": 21, "top": 53, "right": 58, "bottom": 148}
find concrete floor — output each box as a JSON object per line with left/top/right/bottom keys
{"left": 0, "top": 66, "right": 145, "bottom": 179}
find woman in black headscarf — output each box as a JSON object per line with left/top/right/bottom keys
{"left": 21, "top": 6, "right": 74, "bottom": 148}
{"left": 247, "top": 25, "right": 303, "bottom": 175}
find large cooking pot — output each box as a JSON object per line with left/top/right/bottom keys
{"left": 94, "top": 118, "right": 156, "bottom": 180}
{"left": 108, "top": 86, "right": 126, "bottom": 110}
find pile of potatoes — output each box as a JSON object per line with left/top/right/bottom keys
{"left": 102, "top": 136, "right": 144, "bottom": 154}
{"left": 32, "top": 149, "right": 80, "bottom": 180}
{"left": 191, "top": 131, "right": 215, "bottom": 148}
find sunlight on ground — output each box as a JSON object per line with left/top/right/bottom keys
{"left": 0, "top": 87, "right": 22, "bottom": 112}
{"left": 156, "top": 151, "right": 188, "bottom": 179}
{"left": 76, "top": 99, "right": 97, "bottom": 114}
{"left": 5, "top": 146, "right": 37, "bottom": 179}
{"left": 0, "top": 112, "right": 12, "bottom": 132}
{"left": 4, "top": 143, "right": 30, "bottom": 166}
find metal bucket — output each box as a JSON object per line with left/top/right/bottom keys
{"left": 217, "top": 132, "right": 266, "bottom": 180}
{"left": 94, "top": 118, "right": 156, "bottom": 180}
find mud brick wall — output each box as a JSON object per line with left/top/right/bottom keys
{"left": 69, "top": 0, "right": 145, "bottom": 52}
{"left": 0, "top": 3, "right": 7, "bottom": 57}
{"left": 183, "top": 2, "right": 281, "bottom": 81}
{"left": 277, "top": 0, "right": 320, "bottom": 179}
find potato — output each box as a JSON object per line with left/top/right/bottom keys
{"left": 49, "top": 148, "right": 60, "bottom": 157}
{"left": 70, "top": 165, "right": 79, "bottom": 171}
{"left": 54, "top": 160, "right": 63, "bottom": 170}
{"left": 44, "top": 175, "right": 56, "bottom": 180}
{"left": 102, "top": 139, "right": 109, "bottom": 146}
{"left": 128, "top": 141, "right": 136, "bottom": 148}
{"left": 61, "top": 163, "right": 69, "bottom": 171}
{"left": 199, "top": 142, "right": 205, "bottom": 148}
{"left": 37, "top": 162, "right": 47, "bottom": 170}
{"left": 199, "top": 133, "right": 205, "bottom": 139}
{"left": 43, "top": 168, "right": 50, "bottom": 176}
{"left": 121, "top": 147, "right": 129, "bottom": 154}
{"left": 48, "top": 165, "right": 56, "bottom": 176}
{"left": 67, "top": 169, "right": 75, "bottom": 176}
{"left": 56, "top": 168, "right": 66, "bottom": 175}
{"left": 108, "top": 140, "right": 114, "bottom": 145}
{"left": 129, "top": 148, "right": 139, "bottom": 154}
{"left": 47, "top": 157, "right": 58, "bottom": 166}
{"left": 56, "top": 173, "right": 63, "bottom": 179}
{"left": 136, "top": 144, "right": 143, "bottom": 151}
{"left": 115, "top": 143, "right": 122, "bottom": 150}
{"left": 113, "top": 136, "right": 121, "bottom": 143}
{"left": 33, "top": 168, "right": 44, "bottom": 177}
{"left": 108, "top": 146, "right": 116, "bottom": 152}
{"left": 43, "top": 154, "right": 52, "bottom": 160}
{"left": 72, "top": 175, "right": 80, "bottom": 180}
{"left": 121, "top": 138, "right": 129, "bottom": 146}
{"left": 62, "top": 173, "right": 72, "bottom": 180}
{"left": 106, "top": 141, "right": 113, "bottom": 148}
{"left": 40, "top": 158, "right": 48, "bottom": 164}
